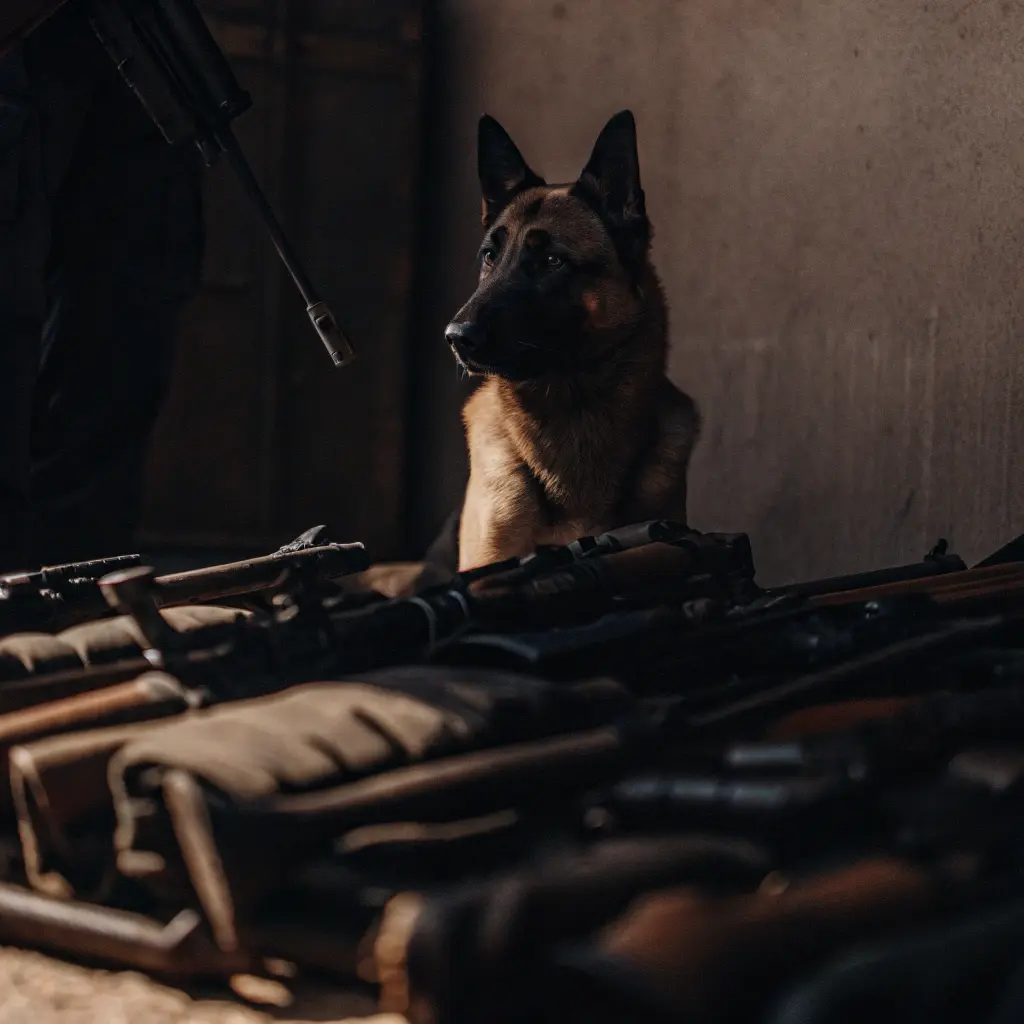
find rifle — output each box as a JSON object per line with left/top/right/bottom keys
{"left": 805, "top": 560, "right": 1024, "bottom": 609}
{"left": 0, "top": 522, "right": 752, "bottom": 709}
{"left": 0, "top": 878, "right": 368, "bottom": 981}
{"left": 11, "top": 720, "right": 185, "bottom": 900}
{"left": 0, "top": 523, "right": 753, "bottom": 832}
{"left": 5, "top": 528, "right": 1012, "bottom": 734}
{"left": 118, "top": 621, "right": 1024, "bottom": 957}
{"left": 435, "top": 532, "right": 1013, "bottom": 694}
{"left": 441, "top": 586, "right": 986, "bottom": 703}
{"left": 766, "top": 539, "right": 966, "bottom": 601}
{"left": 0, "top": 883, "right": 251, "bottom": 976}
{"left": 373, "top": 849, "right": 956, "bottom": 1024}
{"left": 581, "top": 556, "right": 1024, "bottom": 704}
{"left": 567, "top": 858, "right": 953, "bottom": 1024}
{"left": 1, "top": 0, "right": 353, "bottom": 368}
{"left": 767, "top": 897, "right": 1024, "bottom": 1024}
{"left": 0, "top": 553, "right": 142, "bottom": 635}
{"left": 759, "top": 535, "right": 1024, "bottom": 613}
{"left": 3, "top": 530, "right": 1024, "bottom": 1003}
{"left": 0, "top": 673, "right": 195, "bottom": 822}
{"left": 682, "top": 611, "right": 1012, "bottom": 732}
{"left": 579, "top": 677, "right": 1024, "bottom": 861}
{"left": 438, "top": 591, "right": 936, "bottom": 689}
{"left": 0, "top": 525, "right": 368, "bottom": 636}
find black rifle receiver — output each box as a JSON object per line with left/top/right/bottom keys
{"left": 87, "top": 0, "right": 354, "bottom": 368}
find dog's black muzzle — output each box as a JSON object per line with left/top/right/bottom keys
{"left": 444, "top": 318, "right": 511, "bottom": 375}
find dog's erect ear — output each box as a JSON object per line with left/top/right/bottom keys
{"left": 572, "top": 110, "right": 650, "bottom": 268}
{"left": 478, "top": 115, "right": 545, "bottom": 227}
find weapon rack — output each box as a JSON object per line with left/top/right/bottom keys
{"left": 138, "top": 0, "right": 424, "bottom": 558}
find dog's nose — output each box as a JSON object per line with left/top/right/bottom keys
{"left": 445, "top": 321, "right": 483, "bottom": 350}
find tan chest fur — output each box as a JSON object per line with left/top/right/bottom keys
{"left": 457, "top": 375, "right": 698, "bottom": 571}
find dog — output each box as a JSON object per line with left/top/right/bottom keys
{"left": 445, "top": 109, "right": 700, "bottom": 571}
{"left": 353, "top": 110, "right": 700, "bottom": 596}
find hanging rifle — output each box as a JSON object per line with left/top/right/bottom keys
{"left": 0, "top": 0, "right": 355, "bottom": 367}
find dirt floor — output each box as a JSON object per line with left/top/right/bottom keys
{"left": 0, "top": 947, "right": 403, "bottom": 1024}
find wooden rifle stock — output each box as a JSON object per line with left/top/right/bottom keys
{"left": 0, "top": 882, "right": 252, "bottom": 975}
{"left": 810, "top": 561, "right": 1024, "bottom": 607}
{"left": 585, "top": 858, "right": 947, "bottom": 1024}
{"left": 381, "top": 854, "right": 952, "bottom": 1024}
{"left": 0, "top": 673, "right": 191, "bottom": 813}
{"left": 11, "top": 721, "right": 176, "bottom": 899}
{"left": 0, "top": 877, "right": 370, "bottom": 982}
{"left": 762, "top": 696, "right": 921, "bottom": 740}
{"left": 689, "top": 615, "right": 1009, "bottom": 731}
{"left": 469, "top": 532, "right": 754, "bottom": 620}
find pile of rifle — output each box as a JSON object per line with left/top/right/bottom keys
{"left": 0, "top": 519, "right": 1023, "bottom": 1023}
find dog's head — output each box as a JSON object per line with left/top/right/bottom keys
{"left": 446, "top": 111, "right": 656, "bottom": 382}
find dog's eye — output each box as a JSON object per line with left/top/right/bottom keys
{"left": 545, "top": 254, "right": 564, "bottom": 269}
{"left": 481, "top": 248, "right": 497, "bottom": 266}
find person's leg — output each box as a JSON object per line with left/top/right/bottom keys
{"left": 0, "top": 50, "right": 41, "bottom": 572}
{"left": 29, "top": 25, "right": 204, "bottom": 566}
{"left": 0, "top": 10, "right": 94, "bottom": 572}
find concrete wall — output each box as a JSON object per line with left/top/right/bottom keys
{"left": 409, "top": 0, "right": 1024, "bottom": 585}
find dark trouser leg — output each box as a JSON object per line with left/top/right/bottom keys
{"left": 0, "top": 62, "right": 41, "bottom": 570}
{"left": 0, "top": 24, "right": 90, "bottom": 573}
{"left": 28, "top": 27, "right": 203, "bottom": 566}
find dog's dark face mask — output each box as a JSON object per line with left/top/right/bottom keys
{"left": 446, "top": 111, "right": 652, "bottom": 383}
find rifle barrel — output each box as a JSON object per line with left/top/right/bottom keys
{"left": 153, "top": 542, "right": 369, "bottom": 606}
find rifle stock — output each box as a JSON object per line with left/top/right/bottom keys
{"left": 809, "top": 561, "right": 1024, "bottom": 608}
{"left": 11, "top": 721, "right": 176, "bottom": 899}
{"left": 587, "top": 858, "right": 947, "bottom": 1024}
{"left": 0, "top": 673, "right": 192, "bottom": 816}
{"left": 378, "top": 852, "right": 951, "bottom": 1024}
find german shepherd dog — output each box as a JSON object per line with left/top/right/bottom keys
{"left": 446, "top": 109, "right": 700, "bottom": 571}
{"left": 353, "top": 110, "right": 700, "bottom": 595}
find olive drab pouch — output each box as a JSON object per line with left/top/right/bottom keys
{"left": 0, "top": 604, "right": 249, "bottom": 683}
{"left": 109, "top": 667, "right": 633, "bottom": 950}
